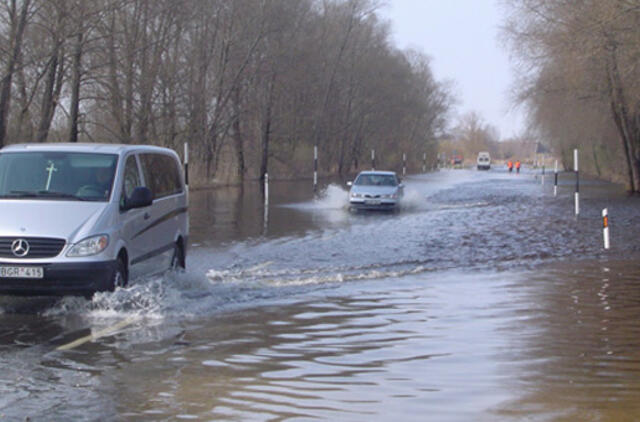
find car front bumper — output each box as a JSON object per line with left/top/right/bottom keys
{"left": 0, "top": 260, "right": 118, "bottom": 296}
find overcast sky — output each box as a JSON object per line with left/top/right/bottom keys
{"left": 380, "top": 0, "right": 525, "bottom": 140}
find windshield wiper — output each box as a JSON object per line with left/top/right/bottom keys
{"left": 0, "top": 190, "right": 90, "bottom": 201}
{"left": 35, "top": 190, "right": 91, "bottom": 201}
{"left": 2, "top": 190, "right": 39, "bottom": 198}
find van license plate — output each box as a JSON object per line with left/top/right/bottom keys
{"left": 0, "top": 266, "right": 44, "bottom": 279}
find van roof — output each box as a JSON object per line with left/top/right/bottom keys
{"left": 0, "top": 143, "right": 176, "bottom": 156}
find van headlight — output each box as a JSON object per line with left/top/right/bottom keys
{"left": 67, "top": 235, "right": 109, "bottom": 257}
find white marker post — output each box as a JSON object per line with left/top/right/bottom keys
{"left": 313, "top": 145, "right": 318, "bottom": 193}
{"left": 371, "top": 149, "right": 376, "bottom": 170}
{"left": 602, "top": 208, "right": 610, "bottom": 250}
{"left": 183, "top": 142, "right": 189, "bottom": 189}
{"left": 403, "top": 153, "right": 406, "bottom": 177}
{"left": 574, "top": 149, "right": 579, "bottom": 216}
{"left": 553, "top": 160, "right": 558, "bottom": 197}
{"left": 264, "top": 172, "right": 269, "bottom": 207}
{"left": 263, "top": 173, "right": 269, "bottom": 235}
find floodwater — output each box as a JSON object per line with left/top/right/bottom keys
{"left": 1, "top": 168, "right": 640, "bottom": 421}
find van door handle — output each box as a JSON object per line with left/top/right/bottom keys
{"left": 144, "top": 212, "right": 150, "bottom": 220}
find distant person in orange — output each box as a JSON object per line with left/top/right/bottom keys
{"left": 507, "top": 160, "right": 513, "bottom": 173}
{"left": 515, "top": 160, "right": 521, "bottom": 174}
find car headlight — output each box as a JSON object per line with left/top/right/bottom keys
{"left": 382, "top": 193, "right": 397, "bottom": 199}
{"left": 351, "top": 192, "right": 362, "bottom": 198}
{"left": 67, "top": 234, "right": 109, "bottom": 257}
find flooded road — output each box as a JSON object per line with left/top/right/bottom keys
{"left": 1, "top": 168, "right": 640, "bottom": 421}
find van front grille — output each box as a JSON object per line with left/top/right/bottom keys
{"left": 0, "top": 237, "right": 66, "bottom": 259}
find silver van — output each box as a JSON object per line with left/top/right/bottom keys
{"left": 0, "top": 143, "right": 188, "bottom": 296}
{"left": 477, "top": 151, "right": 491, "bottom": 170}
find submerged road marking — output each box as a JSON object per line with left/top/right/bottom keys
{"left": 56, "top": 316, "right": 139, "bottom": 351}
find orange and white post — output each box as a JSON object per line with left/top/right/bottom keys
{"left": 602, "top": 208, "right": 610, "bottom": 250}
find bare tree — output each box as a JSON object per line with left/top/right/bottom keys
{"left": 0, "top": 0, "right": 454, "bottom": 186}
{"left": 0, "top": 0, "right": 31, "bottom": 147}
{"left": 503, "top": 0, "right": 640, "bottom": 192}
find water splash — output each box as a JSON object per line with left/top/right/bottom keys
{"left": 399, "top": 187, "right": 427, "bottom": 211}
{"left": 313, "top": 184, "right": 349, "bottom": 210}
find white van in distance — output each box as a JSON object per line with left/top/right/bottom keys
{"left": 0, "top": 143, "right": 188, "bottom": 296}
{"left": 477, "top": 152, "right": 491, "bottom": 170}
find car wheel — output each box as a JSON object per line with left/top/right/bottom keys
{"left": 171, "top": 242, "right": 186, "bottom": 271}
{"left": 112, "top": 257, "right": 128, "bottom": 290}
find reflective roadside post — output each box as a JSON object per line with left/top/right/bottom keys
{"left": 423, "top": 152, "right": 426, "bottom": 173}
{"left": 313, "top": 145, "right": 318, "bottom": 193}
{"left": 554, "top": 160, "right": 558, "bottom": 197}
{"left": 263, "top": 173, "right": 269, "bottom": 235}
{"left": 575, "top": 149, "right": 580, "bottom": 216}
{"left": 184, "top": 142, "right": 189, "bottom": 191}
{"left": 602, "top": 208, "right": 610, "bottom": 249}
{"left": 371, "top": 149, "right": 376, "bottom": 171}
{"left": 264, "top": 172, "right": 269, "bottom": 207}
{"left": 403, "top": 153, "right": 406, "bottom": 177}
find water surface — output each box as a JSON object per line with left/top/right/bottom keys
{"left": 1, "top": 168, "right": 639, "bottom": 421}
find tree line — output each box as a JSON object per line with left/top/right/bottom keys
{"left": 0, "top": 0, "right": 453, "bottom": 186}
{"left": 502, "top": 0, "right": 640, "bottom": 192}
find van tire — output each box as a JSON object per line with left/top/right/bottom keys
{"left": 171, "top": 242, "right": 186, "bottom": 271}
{"left": 112, "top": 257, "right": 128, "bottom": 290}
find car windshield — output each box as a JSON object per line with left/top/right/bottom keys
{"left": 354, "top": 174, "right": 397, "bottom": 186}
{"left": 0, "top": 151, "right": 118, "bottom": 202}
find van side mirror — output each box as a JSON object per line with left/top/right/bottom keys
{"left": 123, "top": 186, "right": 153, "bottom": 210}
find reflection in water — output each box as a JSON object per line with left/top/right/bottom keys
{"left": 495, "top": 259, "right": 640, "bottom": 420}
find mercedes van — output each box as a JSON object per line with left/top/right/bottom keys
{"left": 0, "top": 143, "right": 188, "bottom": 296}
{"left": 477, "top": 152, "right": 491, "bottom": 170}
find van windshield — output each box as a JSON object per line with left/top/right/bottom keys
{"left": 0, "top": 151, "right": 118, "bottom": 202}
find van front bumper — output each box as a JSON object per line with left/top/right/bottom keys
{"left": 0, "top": 260, "right": 117, "bottom": 296}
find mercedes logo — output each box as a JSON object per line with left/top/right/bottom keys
{"left": 11, "top": 239, "right": 30, "bottom": 257}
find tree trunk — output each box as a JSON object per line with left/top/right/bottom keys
{"left": 606, "top": 50, "right": 640, "bottom": 192}
{"left": 260, "top": 75, "right": 276, "bottom": 182}
{"left": 36, "top": 44, "right": 65, "bottom": 143}
{"left": 591, "top": 143, "right": 602, "bottom": 177}
{"left": 16, "top": 62, "right": 32, "bottom": 140}
{"left": 232, "top": 86, "right": 245, "bottom": 181}
{"left": 0, "top": 0, "right": 31, "bottom": 147}
{"left": 69, "top": 31, "right": 83, "bottom": 143}
{"left": 260, "top": 102, "right": 272, "bottom": 182}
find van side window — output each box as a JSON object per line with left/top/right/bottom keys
{"left": 121, "top": 155, "right": 141, "bottom": 208}
{"left": 139, "top": 153, "right": 182, "bottom": 199}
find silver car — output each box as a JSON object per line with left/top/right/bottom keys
{"left": 347, "top": 171, "right": 404, "bottom": 211}
{"left": 0, "top": 143, "right": 188, "bottom": 296}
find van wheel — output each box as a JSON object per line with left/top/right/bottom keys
{"left": 112, "top": 257, "right": 128, "bottom": 290}
{"left": 171, "top": 242, "right": 186, "bottom": 271}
